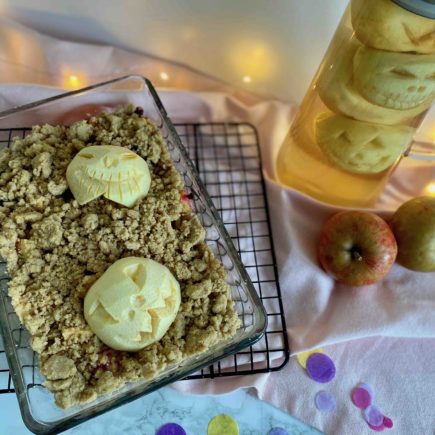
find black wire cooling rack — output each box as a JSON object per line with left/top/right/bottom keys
{"left": 0, "top": 122, "right": 289, "bottom": 394}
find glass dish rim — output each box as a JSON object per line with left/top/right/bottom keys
{"left": 0, "top": 75, "right": 268, "bottom": 434}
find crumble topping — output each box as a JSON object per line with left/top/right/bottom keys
{"left": 0, "top": 106, "right": 240, "bottom": 408}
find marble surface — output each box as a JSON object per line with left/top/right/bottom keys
{"left": 0, "top": 387, "right": 321, "bottom": 435}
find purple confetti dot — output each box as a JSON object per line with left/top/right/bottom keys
{"left": 351, "top": 387, "right": 372, "bottom": 409}
{"left": 315, "top": 390, "right": 336, "bottom": 412}
{"left": 306, "top": 353, "right": 336, "bottom": 383}
{"left": 383, "top": 416, "right": 393, "bottom": 429}
{"left": 156, "top": 423, "right": 187, "bottom": 435}
{"left": 358, "top": 382, "right": 374, "bottom": 399}
{"left": 268, "top": 428, "right": 289, "bottom": 435}
{"left": 364, "top": 405, "right": 384, "bottom": 427}
{"left": 368, "top": 422, "right": 385, "bottom": 432}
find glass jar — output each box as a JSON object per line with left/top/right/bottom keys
{"left": 276, "top": 0, "right": 435, "bottom": 207}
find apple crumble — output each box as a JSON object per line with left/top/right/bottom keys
{"left": 0, "top": 106, "right": 240, "bottom": 408}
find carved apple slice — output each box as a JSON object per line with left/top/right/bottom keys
{"left": 315, "top": 113, "right": 415, "bottom": 174}
{"left": 84, "top": 257, "right": 181, "bottom": 351}
{"left": 66, "top": 145, "right": 151, "bottom": 207}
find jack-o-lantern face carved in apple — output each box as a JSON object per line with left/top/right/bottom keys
{"left": 84, "top": 257, "right": 181, "bottom": 351}
{"left": 315, "top": 113, "right": 415, "bottom": 174}
{"left": 317, "top": 43, "right": 435, "bottom": 125}
{"left": 351, "top": 0, "right": 435, "bottom": 54}
{"left": 353, "top": 46, "right": 435, "bottom": 110}
{"left": 66, "top": 145, "right": 151, "bottom": 207}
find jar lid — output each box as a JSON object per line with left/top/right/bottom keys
{"left": 392, "top": 0, "right": 435, "bottom": 18}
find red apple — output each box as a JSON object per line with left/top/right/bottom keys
{"left": 317, "top": 211, "right": 397, "bottom": 286}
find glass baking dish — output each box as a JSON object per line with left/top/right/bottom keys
{"left": 0, "top": 75, "right": 267, "bottom": 434}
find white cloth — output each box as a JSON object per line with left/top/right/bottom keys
{"left": 1, "top": 18, "right": 435, "bottom": 434}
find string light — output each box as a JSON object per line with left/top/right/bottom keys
{"left": 61, "top": 72, "right": 85, "bottom": 89}
{"left": 230, "top": 40, "right": 276, "bottom": 81}
{"left": 69, "top": 75, "right": 78, "bottom": 86}
{"left": 160, "top": 72, "right": 169, "bottom": 81}
{"left": 424, "top": 181, "right": 435, "bottom": 195}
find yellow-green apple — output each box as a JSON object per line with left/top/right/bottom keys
{"left": 390, "top": 196, "right": 435, "bottom": 272}
{"left": 317, "top": 211, "right": 397, "bottom": 286}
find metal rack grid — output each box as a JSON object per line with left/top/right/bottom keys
{"left": 0, "top": 122, "right": 289, "bottom": 394}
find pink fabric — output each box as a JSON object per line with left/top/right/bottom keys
{"left": 166, "top": 92, "right": 435, "bottom": 435}
{"left": 166, "top": 92, "right": 435, "bottom": 352}
{"left": 1, "top": 18, "right": 435, "bottom": 434}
